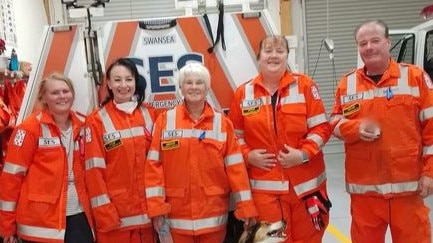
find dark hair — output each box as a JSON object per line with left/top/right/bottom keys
{"left": 101, "top": 57, "right": 146, "bottom": 107}
{"left": 354, "top": 20, "right": 389, "bottom": 41}
{"left": 257, "top": 35, "right": 289, "bottom": 60}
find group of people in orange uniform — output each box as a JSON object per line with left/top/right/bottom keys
{"left": 0, "top": 19, "right": 432, "bottom": 243}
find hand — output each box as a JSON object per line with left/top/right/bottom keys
{"left": 359, "top": 119, "right": 380, "bottom": 142}
{"left": 278, "top": 144, "right": 303, "bottom": 168}
{"left": 152, "top": 215, "right": 165, "bottom": 232}
{"left": 242, "top": 217, "right": 257, "bottom": 230}
{"left": 418, "top": 176, "right": 433, "bottom": 197}
{"left": 3, "top": 236, "right": 17, "bottom": 243}
{"left": 153, "top": 215, "right": 173, "bottom": 243}
{"left": 247, "top": 149, "right": 277, "bottom": 171}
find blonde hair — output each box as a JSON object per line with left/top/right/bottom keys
{"left": 178, "top": 62, "right": 211, "bottom": 88}
{"left": 36, "top": 72, "right": 75, "bottom": 109}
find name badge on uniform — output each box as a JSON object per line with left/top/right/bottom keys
{"left": 104, "top": 139, "right": 122, "bottom": 150}
{"left": 39, "top": 137, "right": 61, "bottom": 147}
{"left": 161, "top": 140, "right": 180, "bottom": 150}
{"left": 103, "top": 131, "right": 122, "bottom": 150}
{"left": 241, "top": 98, "right": 262, "bottom": 116}
{"left": 163, "top": 130, "right": 183, "bottom": 139}
{"left": 341, "top": 93, "right": 363, "bottom": 104}
{"left": 342, "top": 103, "right": 360, "bottom": 117}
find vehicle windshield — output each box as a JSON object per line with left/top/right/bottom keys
{"left": 389, "top": 33, "right": 415, "bottom": 64}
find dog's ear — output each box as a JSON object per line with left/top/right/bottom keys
{"left": 238, "top": 223, "right": 261, "bottom": 243}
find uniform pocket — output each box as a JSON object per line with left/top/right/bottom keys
{"left": 279, "top": 105, "right": 308, "bottom": 133}
{"left": 203, "top": 186, "right": 229, "bottom": 214}
{"left": 390, "top": 146, "right": 421, "bottom": 179}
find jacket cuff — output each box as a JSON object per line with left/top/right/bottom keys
{"left": 94, "top": 203, "right": 121, "bottom": 232}
{"left": 234, "top": 201, "right": 258, "bottom": 219}
{"left": 339, "top": 119, "right": 362, "bottom": 144}
{"left": 148, "top": 202, "right": 171, "bottom": 218}
{"left": 422, "top": 157, "right": 433, "bottom": 178}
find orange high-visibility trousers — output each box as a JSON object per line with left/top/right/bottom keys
{"left": 96, "top": 227, "right": 156, "bottom": 243}
{"left": 171, "top": 229, "right": 226, "bottom": 243}
{"left": 351, "top": 194, "right": 431, "bottom": 243}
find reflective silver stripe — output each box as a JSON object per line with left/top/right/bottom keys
{"left": 232, "top": 190, "right": 252, "bottom": 203}
{"left": 117, "top": 126, "right": 145, "bottom": 139}
{"left": 140, "top": 106, "right": 154, "bottom": 133}
{"left": 329, "top": 114, "right": 343, "bottom": 124}
{"left": 35, "top": 112, "right": 42, "bottom": 121}
{"left": 245, "top": 82, "right": 254, "bottom": 100}
{"left": 213, "top": 112, "right": 222, "bottom": 140}
{"left": 244, "top": 82, "right": 271, "bottom": 105}
{"left": 306, "top": 133, "right": 324, "bottom": 148}
{"left": 332, "top": 117, "right": 349, "bottom": 139}
{"left": 91, "top": 194, "right": 110, "bottom": 208}
{"left": 74, "top": 141, "right": 79, "bottom": 151}
{"left": 398, "top": 66, "right": 408, "bottom": 89}
{"left": 120, "top": 214, "right": 151, "bottom": 228}
{"left": 423, "top": 145, "right": 433, "bottom": 155}
{"left": 146, "top": 186, "right": 164, "bottom": 198}
{"left": 307, "top": 113, "right": 328, "bottom": 128}
{"left": 169, "top": 214, "right": 228, "bottom": 231}
{"left": 346, "top": 73, "right": 356, "bottom": 95}
{"left": 293, "top": 171, "right": 327, "bottom": 196}
{"left": 346, "top": 181, "right": 418, "bottom": 195}
{"left": 279, "top": 94, "right": 305, "bottom": 105}
{"left": 18, "top": 223, "right": 64, "bottom": 241}
{"left": 2, "top": 162, "right": 27, "bottom": 175}
{"left": 161, "top": 129, "right": 227, "bottom": 142}
{"left": 164, "top": 108, "right": 227, "bottom": 142}
{"left": 0, "top": 200, "right": 16, "bottom": 211}
{"left": 85, "top": 157, "right": 106, "bottom": 170}
{"left": 147, "top": 150, "right": 160, "bottom": 161}
{"left": 280, "top": 82, "right": 306, "bottom": 105}
{"left": 342, "top": 66, "right": 418, "bottom": 104}
{"left": 166, "top": 109, "right": 176, "bottom": 130}
{"left": 250, "top": 179, "right": 289, "bottom": 191}
{"left": 40, "top": 123, "right": 51, "bottom": 138}
{"left": 225, "top": 153, "right": 243, "bottom": 167}
{"left": 98, "top": 107, "right": 115, "bottom": 132}
{"left": 420, "top": 107, "right": 433, "bottom": 122}
{"left": 237, "top": 138, "right": 246, "bottom": 146}
{"left": 234, "top": 129, "right": 244, "bottom": 136}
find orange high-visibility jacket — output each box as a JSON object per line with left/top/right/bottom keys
{"left": 145, "top": 102, "right": 258, "bottom": 235}
{"left": 330, "top": 59, "right": 433, "bottom": 197}
{"left": 84, "top": 101, "right": 156, "bottom": 232}
{"left": 228, "top": 71, "right": 331, "bottom": 198}
{"left": 0, "top": 110, "right": 94, "bottom": 243}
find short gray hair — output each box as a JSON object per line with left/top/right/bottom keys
{"left": 178, "top": 62, "right": 211, "bottom": 88}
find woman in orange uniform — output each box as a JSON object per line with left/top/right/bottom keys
{"left": 84, "top": 58, "right": 157, "bottom": 243}
{"left": 0, "top": 73, "right": 94, "bottom": 243}
{"left": 145, "top": 62, "right": 257, "bottom": 243}
{"left": 228, "top": 35, "right": 332, "bottom": 242}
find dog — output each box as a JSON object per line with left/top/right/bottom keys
{"left": 238, "top": 220, "right": 287, "bottom": 243}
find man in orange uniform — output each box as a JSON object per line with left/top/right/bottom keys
{"left": 145, "top": 63, "right": 257, "bottom": 243}
{"left": 228, "top": 35, "right": 332, "bottom": 242}
{"left": 330, "top": 20, "right": 433, "bottom": 243}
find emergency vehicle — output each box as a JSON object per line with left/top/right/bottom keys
{"left": 17, "top": 1, "right": 284, "bottom": 123}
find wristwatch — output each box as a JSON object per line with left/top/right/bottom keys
{"left": 301, "top": 151, "right": 309, "bottom": 164}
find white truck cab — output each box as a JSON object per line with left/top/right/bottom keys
{"left": 388, "top": 18, "right": 433, "bottom": 79}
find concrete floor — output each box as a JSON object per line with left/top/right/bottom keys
{"left": 322, "top": 153, "right": 433, "bottom": 243}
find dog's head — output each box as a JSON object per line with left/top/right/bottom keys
{"left": 238, "top": 220, "right": 287, "bottom": 243}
